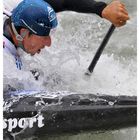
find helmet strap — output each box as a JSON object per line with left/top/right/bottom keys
{"left": 11, "top": 22, "right": 26, "bottom": 51}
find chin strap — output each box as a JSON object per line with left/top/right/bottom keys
{"left": 11, "top": 22, "right": 27, "bottom": 51}
{"left": 4, "top": 9, "right": 27, "bottom": 51}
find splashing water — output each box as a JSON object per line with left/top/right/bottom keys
{"left": 4, "top": 12, "right": 136, "bottom": 96}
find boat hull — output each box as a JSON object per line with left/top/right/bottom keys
{"left": 3, "top": 92, "right": 137, "bottom": 138}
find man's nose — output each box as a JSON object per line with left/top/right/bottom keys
{"left": 43, "top": 36, "right": 51, "bottom": 47}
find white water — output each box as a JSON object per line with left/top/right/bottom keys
{"left": 3, "top": 0, "right": 137, "bottom": 140}
{"left": 4, "top": 12, "right": 136, "bottom": 96}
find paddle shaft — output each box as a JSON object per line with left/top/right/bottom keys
{"left": 86, "top": 24, "right": 115, "bottom": 74}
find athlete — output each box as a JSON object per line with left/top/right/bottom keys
{"left": 3, "top": 0, "right": 129, "bottom": 70}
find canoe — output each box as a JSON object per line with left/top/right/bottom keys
{"left": 3, "top": 91, "right": 137, "bottom": 139}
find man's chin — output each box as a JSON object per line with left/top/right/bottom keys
{"left": 30, "top": 53, "right": 36, "bottom": 56}
{"left": 27, "top": 52, "right": 36, "bottom": 56}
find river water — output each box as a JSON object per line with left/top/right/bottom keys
{"left": 3, "top": 0, "right": 137, "bottom": 140}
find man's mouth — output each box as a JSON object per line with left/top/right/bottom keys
{"left": 29, "top": 49, "right": 42, "bottom": 56}
{"left": 37, "top": 49, "right": 41, "bottom": 54}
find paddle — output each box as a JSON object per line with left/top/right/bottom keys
{"left": 85, "top": 24, "right": 116, "bottom": 75}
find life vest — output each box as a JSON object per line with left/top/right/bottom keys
{"left": 3, "top": 0, "right": 23, "bottom": 70}
{"left": 3, "top": 36, "right": 23, "bottom": 70}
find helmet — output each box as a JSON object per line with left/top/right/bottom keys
{"left": 11, "top": 0, "right": 58, "bottom": 36}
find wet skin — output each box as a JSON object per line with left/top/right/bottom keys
{"left": 21, "top": 29, "right": 51, "bottom": 55}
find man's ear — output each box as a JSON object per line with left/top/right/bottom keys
{"left": 20, "top": 28, "right": 29, "bottom": 38}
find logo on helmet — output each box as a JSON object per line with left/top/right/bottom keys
{"left": 47, "top": 6, "right": 56, "bottom": 22}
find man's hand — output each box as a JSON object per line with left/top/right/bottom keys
{"left": 101, "top": 0, "right": 130, "bottom": 27}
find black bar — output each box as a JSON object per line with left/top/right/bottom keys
{"left": 86, "top": 24, "right": 115, "bottom": 75}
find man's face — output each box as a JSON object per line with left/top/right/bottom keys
{"left": 22, "top": 29, "right": 51, "bottom": 55}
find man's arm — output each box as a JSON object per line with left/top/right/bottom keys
{"left": 44, "top": 0, "right": 107, "bottom": 17}
{"left": 44, "top": 0, "right": 129, "bottom": 27}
